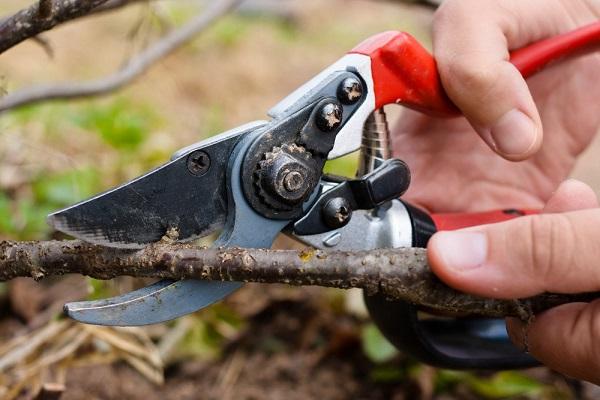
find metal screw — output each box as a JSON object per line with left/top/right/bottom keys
{"left": 316, "top": 102, "right": 343, "bottom": 132}
{"left": 337, "top": 77, "right": 363, "bottom": 104}
{"left": 322, "top": 197, "right": 352, "bottom": 229}
{"left": 283, "top": 170, "right": 305, "bottom": 192}
{"left": 187, "top": 150, "right": 211, "bottom": 176}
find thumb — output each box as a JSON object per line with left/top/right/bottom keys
{"left": 427, "top": 180, "right": 600, "bottom": 299}
{"left": 432, "top": 0, "right": 559, "bottom": 160}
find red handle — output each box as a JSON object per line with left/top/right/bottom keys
{"left": 350, "top": 21, "right": 600, "bottom": 115}
{"left": 431, "top": 209, "right": 538, "bottom": 231}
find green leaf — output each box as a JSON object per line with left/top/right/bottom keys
{"left": 467, "top": 371, "right": 544, "bottom": 399}
{"left": 361, "top": 323, "right": 398, "bottom": 363}
{"left": 0, "top": 192, "right": 16, "bottom": 235}
{"left": 87, "top": 278, "right": 113, "bottom": 301}
{"left": 75, "top": 99, "right": 158, "bottom": 151}
{"left": 16, "top": 200, "right": 54, "bottom": 239}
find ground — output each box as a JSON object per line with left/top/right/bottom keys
{"left": 0, "top": 1, "right": 600, "bottom": 399}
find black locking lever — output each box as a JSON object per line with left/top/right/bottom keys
{"left": 293, "top": 158, "right": 411, "bottom": 235}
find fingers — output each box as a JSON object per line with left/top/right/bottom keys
{"left": 432, "top": 0, "right": 579, "bottom": 160}
{"left": 543, "top": 179, "right": 599, "bottom": 213}
{"left": 428, "top": 180, "right": 600, "bottom": 299}
{"left": 506, "top": 301, "right": 600, "bottom": 384}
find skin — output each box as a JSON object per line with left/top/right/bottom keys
{"left": 392, "top": 0, "right": 600, "bottom": 383}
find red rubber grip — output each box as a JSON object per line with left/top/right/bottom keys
{"left": 350, "top": 21, "right": 600, "bottom": 114}
{"left": 431, "top": 209, "right": 538, "bottom": 231}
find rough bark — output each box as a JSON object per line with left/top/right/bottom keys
{"left": 0, "top": 239, "right": 596, "bottom": 319}
{"left": 0, "top": 0, "right": 113, "bottom": 55}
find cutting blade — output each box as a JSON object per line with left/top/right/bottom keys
{"left": 48, "top": 122, "right": 265, "bottom": 248}
{"left": 62, "top": 128, "right": 289, "bottom": 326}
{"left": 64, "top": 280, "right": 243, "bottom": 326}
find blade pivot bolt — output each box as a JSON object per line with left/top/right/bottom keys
{"left": 322, "top": 197, "right": 352, "bottom": 229}
{"left": 283, "top": 170, "right": 305, "bottom": 192}
{"left": 187, "top": 150, "right": 211, "bottom": 176}
{"left": 337, "top": 77, "right": 363, "bottom": 104}
{"left": 316, "top": 102, "right": 343, "bottom": 132}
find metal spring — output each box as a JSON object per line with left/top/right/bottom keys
{"left": 357, "top": 108, "right": 392, "bottom": 176}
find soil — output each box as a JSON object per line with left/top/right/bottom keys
{"left": 61, "top": 296, "right": 400, "bottom": 400}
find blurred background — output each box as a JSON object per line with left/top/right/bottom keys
{"left": 0, "top": 0, "right": 599, "bottom": 398}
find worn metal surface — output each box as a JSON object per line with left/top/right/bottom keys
{"left": 269, "top": 54, "right": 376, "bottom": 159}
{"left": 48, "top": 122, "right": 265, "bottom": 249}
{"left": 64, "top": 132, "right": 293, "bottom": 326}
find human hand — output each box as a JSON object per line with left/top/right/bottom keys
{"left": 393, "top": 0, "right": 600, "bottom": 213}
{"left": 429, "top": 180, "right": 600, "bottom": 383}
{"left": 392, "top": 0, "right": 600, "bottom": 382}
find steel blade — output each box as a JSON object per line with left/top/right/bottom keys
{"left": 63, "top": 130, "right": 290, "bottom": 326}
{"left": 64, "top": 280, "right": 243, "bottom": 326}
{"left": 48, "top": 122, "right": 265, "bottom": 248}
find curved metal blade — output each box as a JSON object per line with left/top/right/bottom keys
{"left": 63, "top": 129, "right": 291, "bottom": 326}
{"left": 48, "top": 122, "right": 265, "bottom": 248}
{"left": 64, "top": 280, "right": 243, "bottom": 326}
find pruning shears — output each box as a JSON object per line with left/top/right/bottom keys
{"left": 48, "top": 21, "right": 600, "bottom": 369}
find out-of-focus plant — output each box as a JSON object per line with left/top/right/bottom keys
{"left": 361, "top": 323, "right": 398, "bottom": 364}
{"left": 74, "top": 98, "right": 159, "bottom": 151}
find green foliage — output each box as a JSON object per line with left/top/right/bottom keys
{"left": 0, "top": 191, "right": 56, "bottom": 240}
{"left": 0, "top": 193, "right": 15, "bottom": 234}
{"left": 0, "top": 168, "right": 102, "bottom": 240}
{"left": 211, "top": 16, "right": 251, "bottom": 47}
{"left": 469, "top": 371, "right": 544, "bottom": 399}
{"left": 436, "top": 370, "right": 544, "bottom": 399}
{"left": 210, "top": 14, "right": 298, "bottom": 47}
{"left": 369, "top": 364, "right": 406, "bottom": 383}
{"left": 32, "top": 167, "right": 100, "bottom": 208}
{"left": 74, "top": 99, "right": 159, "bottom": 151}
{"left": 361, "top": 323, "right": 398, "bottom": 363}
{"left": 87, "top": 278, "right": 114, "bottom": 301}
{"left": 8, "top": 103, "right": 74, "bottom": 139}
{"left": 177, "top": 303, "right": 245, "bottom": 359}
{"left": 323, "top": 153, "right": 359, "bottom": 178}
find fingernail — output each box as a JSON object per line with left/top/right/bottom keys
{"left": 490, "top": 109, "right": 537, "bottom": 156}
{"left": 433, "top": 231, "right": 487, "bottom": 271}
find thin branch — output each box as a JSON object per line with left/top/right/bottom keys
{"left": 0, "top": 239, "right": 597, "bottom": 320}
{"left": 0, "top": 0, "right": 241, "bottom": 112}
{"left": 32, "top": 35, "right": 54, "bottom": 59}
{"left": 0, "top": 0, "right": 112, "bottom": 54}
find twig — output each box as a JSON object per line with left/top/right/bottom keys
{"left": 0, "top": 0, "right": 112, "bottom": 54}
{"left": 0, "top": 239, "right": 597, "bottom": 319}
{"left": 0, "top": 0, "right": 242, "bottom": 112}
{"left": 32, "top": 35, "right": 54, "bottom": 59}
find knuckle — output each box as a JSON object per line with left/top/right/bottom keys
{"left": 443, "top": 56, "right": 497, "bottom": 98}
{"left": 527, "top": 215, "right": 575, "bottom": 286}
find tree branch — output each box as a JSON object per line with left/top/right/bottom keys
{"left": 0, "top": 239, "right": 596, "bottom": 320}
{"left": 0, "top": 0, "right": 113, "bottom": 55}
{"left": 0, "top": 0, "right": 241, "bottom": 112}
